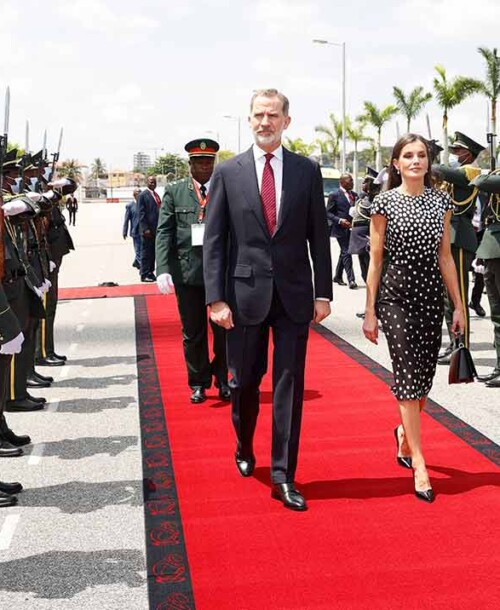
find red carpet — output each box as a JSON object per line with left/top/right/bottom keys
{"left": 144, "top": 294, "right": 500, "bottom": 610}
{"left": 59, "top": 283, "right": 159, "bottom": 300}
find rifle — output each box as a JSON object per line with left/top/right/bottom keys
{"left": 487, "top": 132, "right": 496, "bottom": 172}
{"left": 36, "top": 130, "right": 48, "bottom": 193}
{"left": 50, "top": 127, "right": 63, "bottom": 181}
{"left": 0, "top": 86, "right": 10, "bottom": 280}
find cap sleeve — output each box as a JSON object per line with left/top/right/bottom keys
{"left": 439, "top": 190, "right": 454, "bottom": 213}
{"left": 371, "top": 192, "right": 387, "bottom": 217}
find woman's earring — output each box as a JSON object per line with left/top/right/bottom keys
{"left": 395, "top": 167, "right": 400, "bottom": 175}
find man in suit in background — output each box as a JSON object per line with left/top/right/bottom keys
{"left": 327, "top": 173, "right": 358, "bottom": 289}
{"left": 138, "top": 176, "right": 160, "bottom": 282}
{"left": 155, "top": 138, "right": 229, "bottom": 404}
{"left": 123, "top": 188, "right": 141, "bottom": 272}
{"left": 203, "top": 89, "right": 332, "bottom": 512}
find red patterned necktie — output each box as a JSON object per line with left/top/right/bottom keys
{"left": 261, "top": 153, "right": 276, "bottom": 235}
{"left": 153, "top": 190, "right": 161, "bottom": 206}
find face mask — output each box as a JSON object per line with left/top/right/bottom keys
{"left": 11, "top": 178, "right": 22, "bottom": 194}
{"left": 448, "top": 154, "right": 460, "bottom": 168}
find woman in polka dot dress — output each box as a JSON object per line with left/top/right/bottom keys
{"left": 363, "top": 134, "right": 465, "bottom": 503}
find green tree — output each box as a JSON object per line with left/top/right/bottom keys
{"left": 91, "top": 157, "right": 107, "bottom": 179}
{"left": 315, "top": 113, "right": 343, "bottom": 167}
{"left": 284, "top": 137, "right": 314, "bottom": 157}
{"left": 357, "top": 102, "right": 398, "bottom": 170}
{"left": 314, "top": 139, "right": 335, "bottom": 167}
{"left": 392, "top": 86, "right": 432, "bottom": 132}
{"left": 218, "top": 150, "right": 236, "bottom": 163}
{"left": 149, "top": 153, "right": 189, "bottom": 180}
{"left": 432, "top": 65, "right": 482, "bottom": 162}
{"left": 346, "top": 121, "right": 371, "bottom": 185}
{"left": 57, "top": 159, "right": 83, "bottom": 182}
{"left": 477, "top": 46, "right": 500, "bottom": 163}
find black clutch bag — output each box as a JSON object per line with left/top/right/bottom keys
{"left": 448, "top": 336, "right": 477, "bottom": 384}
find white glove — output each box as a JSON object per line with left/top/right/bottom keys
{"left": 33, "top": 286, "right": 43, "bottom": 299}
{"left": 2, "top": 200, "right": 30, "bottom": 216}
{"left": 49, "top": 261, "right": 57, "bottom": 272}
{"left": 44, "top": 279, "right": 52, "bottom": 291}
{"left": 157, "top": 273, "right": 175, "bottom": 294}
{"left": 472, "top": 259, "right": 485, "bottom": 275}
{"left": 0, "top": 332, "right": 25, "bottom": 355}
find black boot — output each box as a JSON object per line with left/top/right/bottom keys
{"left": 0, "top": 414, "right": 31, "bottom": 447}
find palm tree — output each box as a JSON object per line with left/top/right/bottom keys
{"left": 284, "top": 137, "right": 315, "bottom": 157}
{"left": 432, "top": 65, "right": 482, "bottom": 163}
{"left": 477, "top": 47, "right": 499, "bottom": 164}
{"left": 314, "top": 138, "right": 334, "bottom": 167}
{"left": 346, "top": 121, "right": 371, "bottom": 186}
{"left": 392, "top": 86, "right": 432, "bottom": 132}
{"left": 315, "top": 113, "right": 343, "bottom": 167}
{"left": 57, "top": 159, "right": 83, "bottom": 182}
{"left": 357, "top": 102, "right": 398, "bottom": 170}
{"left": 91, "top": 157, "right": 107, "bottom": 179}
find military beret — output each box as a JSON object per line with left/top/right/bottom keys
{"left": 184, "top": 138, "right": 219, "bottom": 157}
{"left": 450, "top": 132, "right": 485, "bottom": 158}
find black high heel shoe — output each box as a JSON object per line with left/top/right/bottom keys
{"left": 413, "top": 470, "right": 435, "bottom": 503}
{"left": 394, "top": 426, "right": 412, "bottom": 469}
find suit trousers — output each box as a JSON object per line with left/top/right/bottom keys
{"left": 140, "top": 235, "right": 156, "bottom": 277}
{"left": 358, "top": 252, "right": 369, "bottom": 283}
{"left": 0, "top": 354, "right": 12, "bottom": 416}
{"left": 484, "top": 258, "right": 500, "bottom": 368}
{"left": 175, "top": 284, "right": 227, "bottom": 389}
{"left": 443, "top": 246, "right": 474, "bottom": 348}
{"left": 333, "top": 232, "right": 355, "bottom": 283}
{"left": 133, "top": 236, "right": 142, "bottom": 267}
{"left": 227, "top": 286, "right": 309, "bottom": 484}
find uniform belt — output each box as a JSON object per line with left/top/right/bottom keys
{"left": 352, "top": 220, "right": 369, "bottom": 227}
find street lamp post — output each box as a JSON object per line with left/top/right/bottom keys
{"left": 313, "top": 39, "right": 346, "bottom": 173}
{"left": 223, "top": 115, "right": 241, "bottom": 153}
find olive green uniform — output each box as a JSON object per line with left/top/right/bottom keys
{"left": 156, "top": 178, "right": 227, "bottom": 389}
{"left": 434, "top": 164, "right": 481, "bottom": 348}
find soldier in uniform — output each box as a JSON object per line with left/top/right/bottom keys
{"left": 35, "top": 178, "right": 75, "bottom": 367}
{"left": 155, "top": 138, "right": 229, "bottom": 404}
{"left": 472, "top": 171, "right": 500, "bottom": 387}
{"left": 433, "top": 132, "right": 485, "bottom": 362}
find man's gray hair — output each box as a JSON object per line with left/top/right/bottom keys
{"left": 250, "top": 89, "right": 290, "bottom": 116}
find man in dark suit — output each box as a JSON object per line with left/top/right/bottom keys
{"left": 123, "top": 188, "right": 141, "bottom": 271}
{"left": 137, "top": 176, "right": 160, "bottom": 282}
{"left": 203, "top": 89, "right": 332, "bottom": 512}
{"left": 327, "top": 173, "right": 357, "bottom": 289}
{"left": 155, "top": 138, "right": 229, "bottom": 404}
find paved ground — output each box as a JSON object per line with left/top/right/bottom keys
{"left": 0, "top": 201, "right": 497, "bottom": 609}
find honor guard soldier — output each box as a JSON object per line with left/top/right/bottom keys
{"left": 155, "top": 138, "right": 229, "bottom": 404}
{"left": 472, "top": 171, "right": 500, "bottom": 387}
{"left": 433, "top": 132, "right": 485, "bottom": 361}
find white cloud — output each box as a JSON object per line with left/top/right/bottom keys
{"left": 252, "top": 0, "right": 319, "bottom": 35}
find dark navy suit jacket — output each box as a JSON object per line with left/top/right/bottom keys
{"left": 326, "top": 188, "right": 357, "bottom": 239}
{"left": 123, "top": 200, "right": 140, "bottom": 237}
{"left": 137, "top": 189, "right": 160, "bottom": 234}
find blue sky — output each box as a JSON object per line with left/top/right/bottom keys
{"left": 1, "top": 0, "right": 498, "bottom": 170}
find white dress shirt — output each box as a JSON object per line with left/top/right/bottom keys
{"left": 252, "top": 144, "right": 283, "bottom": 216}
{"left": 192, "top": 177, "right": 211, "bottom": 195}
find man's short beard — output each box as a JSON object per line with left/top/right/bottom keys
{"left": 254, "top": 132, "right": 281, "bottom": 147}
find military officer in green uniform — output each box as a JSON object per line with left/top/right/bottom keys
{"left": 155, "top": 138, "right": 229, "bottom": 404}
{"left": 472, "top": 171, "right": 500, "bottom": 387}
{"left": 434, "top": 132, "right": 485, "bottom": 360}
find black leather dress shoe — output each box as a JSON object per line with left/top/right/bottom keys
{"left": 349, "top": 281, "right": 358, "bottom": 289}
{"left": 469, "top": 301, "right": 486, "bottom": 317}
{"left": 271, "top": 483, "right": 308, "bottom": 511}
{"left": 235, "top": 449, "right": 255, "bottom": 477}
{"left": 0, "top": 481, "right": 23, "bottom": 494}
{"left": 333, "top": 278, "right": 346, "bottom": 286}
{"left": 0, "top": 439, "right": 23, "bottom": 457}
{"left": 53, "top": 352, "right": 67, "bottom": 361}
{"left": 5, "top": 399, "right": 45, "bottom": 412}
{"left": 477, "top": 368, "right": 500, "bottom": 383}
{"left": 27, "top": 393, "right": 47, "bottom": 404}
{"left": 486, "top": 377, "right": 500, "bottom": 388}
{"left": 27, "top": 375, "right": 51, "bottom": 388}
{"left": 190, "top": 387, "right": 206, "bottom": 404}
{"left": 0, "top": 415, "right": 31, "bottom": 447}
{"left": 0, "top": 490, "right": 18, "bottom": 508}
{"left": 216, "top": 382, "right": 231, "bottom": 401}
{"left": 35, "top": 356, "right": 65, "bottom": 367}
{"left": 33, "top": 371, "right": 54, "bottom": 383}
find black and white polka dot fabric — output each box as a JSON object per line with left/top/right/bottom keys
{"left": 371, "top": 187, "right": 453, "bottom": 400}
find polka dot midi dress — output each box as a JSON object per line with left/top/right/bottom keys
{"left": 371, "top": 188, "right": 453, "bottom": 400}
